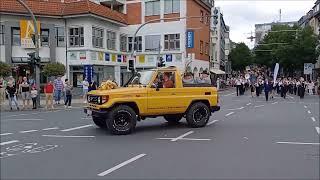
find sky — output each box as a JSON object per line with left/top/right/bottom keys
{"left": 215, "top": 0, "right": 316, "bottom": 48}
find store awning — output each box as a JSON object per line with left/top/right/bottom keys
{"left": 210, "top": 68, "right": 226, "bottom": 75}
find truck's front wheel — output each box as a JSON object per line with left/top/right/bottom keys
{"left": 186, "top": 102, "right": 210, "bottom": 128}
{"left": 106, "top": 105, "right": 137, "bottom": 135}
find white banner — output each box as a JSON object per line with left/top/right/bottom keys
{"left": 273, "top": 63, "right": 279, "bottom": 86}
{"left": 304, "top": 63, "right": 314, "bottom": 75}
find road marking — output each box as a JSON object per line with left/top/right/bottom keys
{"left": 316, "top": 127, "right": 320, "bottom": 135}
{"left": 177, "top": 138, "right": 211, "bottom": 141}
{"left": 42, "top": 127, "right": 59, "bottom": 131}
{"left": 0, "top": 140, "right": 19, "bottom": 146}
{"left": 60, "top": 124, "right": 94, "bottom": 132}
{"left": 225, "top": 112, "right": 234, "bottom": 117}
{"left": 97, "top": 154, "right": 146, "bottom": 176}
{"left": 271, "top": 102, "right": 278, "bottom": 104}
{"left": 311, "top": 117, "right": 316, "bottom": 122}
{"left": 226, "top": 107, "right": 244, "bottom": 111}
{"left": 224, "top": 92, "right": 236, "bottom": 96}
{"left": 304, "top": 105, "right": 308, "bottom": 109}
{"left": 20, "top": 130, "right": 38, "bottom": 133}
{"left": 287, "top": 95, "right": 294, "bottom": 99}
{"left": 246, "top": 103, "right": 251, "bottom": 106}
{"left": 0, "top": 133, "right": 13, "bottom": 136}
{"left": 254, "top": 105, "right": 265, "bottom": 108}
{"left": 307, "top": 110, "right": 311, "bottom": 114}
{"left": 4, "top": 119, "right": 44, "bottom": 121}
{"left": 207, "top": 120, "right": 219, "bottom": 125}
{"left": 276, "top": 142, "right": 320, "bottom": 145}
{"left": 171, "top": 131, "right": 194, "bottom": 142}
{"left": 42, "top": 135, "right": 95, "bottom": 138}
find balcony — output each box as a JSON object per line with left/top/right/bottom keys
{"left": 99, "top": 0, "right": 125, "bottom": 6}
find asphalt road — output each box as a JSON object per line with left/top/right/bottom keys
{"left": 1, "top": 89, "right": 319, "bottom": 179}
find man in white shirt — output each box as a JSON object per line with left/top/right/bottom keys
{"left": 236, "top": 78, "right": 241, "bottom": 96}
{"left": 82, "top": 78, "right": 89, "bottom": 103}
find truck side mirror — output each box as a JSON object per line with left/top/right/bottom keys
{"left": 151, "top": 83, "right": 160, "bottom": 91}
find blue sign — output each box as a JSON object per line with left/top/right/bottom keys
{"left": 84, "top": 65, "right": 94, "bottom": 83}
{"left": 166, "top": 54, "right": 172, "bottom": 62}
{"left": 105, "top": 53, "right": 110, "bottom": 61}
{"left": 117, "top": 55, "right": 122, "bottom": 62}
{"left": 186, "top": 30, "right": 194, "bottom": 48}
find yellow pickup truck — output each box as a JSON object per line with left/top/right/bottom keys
{"left": 84, "top": 66, "right": 220, "bottom": 135}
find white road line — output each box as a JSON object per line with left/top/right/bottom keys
{"left": 171, "top": 131, "right": 194, "bottom": 142}
{"left": 0, "top": 140, "right": 19, "bottom": 146}
{"left": 254, "top": 105, "right": 265, "bottom": 108}
{"left": 97, "top": 154, "right": 146, "bottom": 176}
{"left": 226, "top": 107, "right": 244, "bottom": 111}
{"left": 271, "top": 102, "right": 278, "bottom": 104}
{"left": 316, "top": 127, "right": 320, "bottom": 135}
{"left": 246, "top": 103, "right": 252, "bottom": 106}
{"left": 304, "top": 105, "right": 308, "bottom": 109}
{"left": 207, "top": 120, "right": 219, "bottom": 125}
{"left": 42, "top": 127, "right": 59, "bottom": 131}
{"left": 60, "top": 124, "right": 94, "bottom": 132}
{"left": 276, "top": 142, "right": 320, "bottom": 145}
{"left": 5, "top": 113, "right": 39, "bottom": 118}
{"left": 307, "top": 110, "right": 311, "bottom": 114}
{"left": 288, "top": 95, "right": 294, "bottom": 99}
{"left": 19, "top": 130, "right": 38, "bottom": 133}
{"left": 311, "top": 117, "right": 316, "bottom": 122}
{"left": 42, "top": 135, "right": 95, "bottom": 138}
{"left": 0, "top": 133, "right": 13, "bottom": 136}
{"left": 4, "top": 119, "right": 44, "bottom": 121}
{"left": 180, "top": 138, "right": 211, "bottom": 141}
{"left": 224, "top": 92, "right": 236, "bottom": 96}
{"left": 225, "top": 112, "right": 234, "bottom": 117}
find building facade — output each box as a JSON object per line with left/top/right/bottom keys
{"left": 0, "top": 0, "right": 214, "bottom": 87}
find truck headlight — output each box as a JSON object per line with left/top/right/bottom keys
{"left": 100, "top": 96, "right": 109, "bottom": 104}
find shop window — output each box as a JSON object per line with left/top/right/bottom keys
{"left": 41, "top": 29, "right": 49, "bottom": 47}
{"left": 164, "top": 34, "right": 180, "bottom": 51}
{"left": 12, "top": 27, "right": 20, "bottom": 46}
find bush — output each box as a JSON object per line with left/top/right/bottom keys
{"left": 0, "top": 61, "right": 12, "bottom": 77}
{"left": 43, "top": 62, "right": 66, "bottom": 77}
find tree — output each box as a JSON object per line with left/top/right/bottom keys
{"left": 43, "top": 62, "right": 66, "bottom": 77}
{"left": 229, "top": 43, "right": 253, "bottom": 71}
{"left": 0, "top": 61, "right": 12, "bottom": 77}
{"left": 254, "top": 25, "right": 319, "bottom": 76}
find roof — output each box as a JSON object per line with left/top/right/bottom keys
{"left": 0, "top": 0, "right": 127, "bottom": 25}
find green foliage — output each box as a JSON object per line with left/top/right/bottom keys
{"left": 0, "top": 61, "right": 12, "bottom": 77}
{"left": 43, "top": 62, "right": 66, "bottom": 77}
{"left": 254, "top": 25, "right": 319, "bottom": 74}
{"left": 229, "top": 43, "right": 253, "bottom": 71}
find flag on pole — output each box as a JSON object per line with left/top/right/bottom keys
{"left": 273, "top": 63, "right": 279, "bottom": 87}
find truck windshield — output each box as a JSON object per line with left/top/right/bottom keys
{"left": 129, "top": 70, "right": 154, "bottom": 86}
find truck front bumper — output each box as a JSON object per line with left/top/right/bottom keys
{"left": 211, "top": 106, "right": 220, "bottom": 112}
{"left": 83, "top": 106, "right": 108, "bottom": 116}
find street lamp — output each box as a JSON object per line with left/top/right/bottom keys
{"left": 16, "top": 0, "right": 41, "bottom": 107}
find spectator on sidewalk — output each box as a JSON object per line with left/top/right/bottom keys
{"left": 53, "top": 76, "right": 64, "bottom": 104}
{"left": 82, "top": 78, "right": 89, "bottom": 103}
{"left": 44, "top": 80, "right": 54, "bottom": 109}
{"left": 0, "top": 77, "right": 6, "bottom": 105}
{"left": 6, "top": 82, "right": 19, "bottom": 111}
{"left": 19, "top": 77, "right": 31, "bottom": 109}
{"left": 64, "top": 80, "right": 73, "bottom": 109}
{"left": 30, "top": 86, "right": 38, "bottom": 109}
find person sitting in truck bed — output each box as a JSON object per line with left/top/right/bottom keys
{"left": 163, "top": 72, "right": 174, "bottom": 88}
{"left": 183, "top": 72, "right": 195, "bottom": 84}
{"left": 196, "top": 71, "right": 211, "bottom": 84}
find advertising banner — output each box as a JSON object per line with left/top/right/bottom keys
{"left": 186, "top": 30, "right": 194, "bottom": 48}
{"left": 20, "top": 20, "right": 40, "bottom": 48}
{"left": 84, "top": 65, "right": 94, "bottom": 83}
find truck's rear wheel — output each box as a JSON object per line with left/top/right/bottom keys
{"left": 106, "top": 105, "right": 137, "bottom": 135}
{"left": 186, "top": 102, "right": 210, "bottom": 128}
{"left": 164, "top": 114, "right": 183, "bottom": 123}
{"left": 92, "top": 116, "right": 107, "bottom": 129}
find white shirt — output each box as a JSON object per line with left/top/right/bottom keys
{"left": 82, "top": 80, "right": 89, "bottom": 90}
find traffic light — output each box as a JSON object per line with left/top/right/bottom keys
{"left": 157, "top": 57, "right": 165, "bottom": 67}
{"left": 27, "top": 52, "right": 40, "bottom": 66}
{"left": 128, "top": 59, "right": 135, "bottom": 71}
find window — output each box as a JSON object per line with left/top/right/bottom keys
{"left": 154, "top": 72, "right": 175, "bottom": 88}
{"left": 205, "top": 42, "right": 209, "bottom": 55}
{"left": 92, "top": 27, "right": 103, "bottom": 48}
{"left": 55, "top": 27, "right": 65, "bottom": 47}
{"left": 145, "top": 35, "right": 161, "bottom": 52}
{"left": 0, "top": 24, "right": 4, "bottom": 45}
{"left": 164, "top": 0, "right": 180, "bottom": 14}
{"left": 69, "top": 27, "right": 84, "bottom": 47}
{"left": 145, "top": 0, "right": 160, "bottom": 16}
{"left": 205, "top": 13, "right": 210, "bottom": 25}
{"left": 164, "top": 34, "right": 180, "bottom": 51}
{"left": 41, "top": 29, "right": 49, "bottom": 47}
{"left": 200, "top": 41, "right": 203, "bottom": 54}
{"left": 12, "top": 27, "right": 20, "bottom": 46}
{"left": 128, "top": 36, "right": 142, "bottom": 52}
{"left": 120, "top": 34, "right": 127, "bottom": 52}
{"left": 107, "top": 31, "right": 116, "bottom": 50}
{"left": 200, "top": 10, "right": 204, "bottom": 23}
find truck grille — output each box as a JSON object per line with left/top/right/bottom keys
{"left": 88, "top": 95, "right": 100, "bottom": 104}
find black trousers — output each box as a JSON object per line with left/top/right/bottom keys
{"left": 265, "top": 91, "right": 269, "bottom": 101}
{"left": 65, "top": 95, "right": 72, "bottom": 106}
{"left": 236, "top": 85, "right": 241, "bottom": 96}
{"left": 256, "top": 87, "right": 260, "bottom": 97}
{"left": 32, "top": 97, "right": 37, "bottom": 109}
